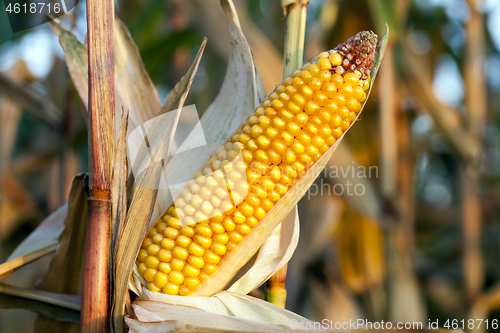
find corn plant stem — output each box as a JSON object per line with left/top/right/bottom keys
{"left": 81, "top": 0, "right": 115, "bottom": 331}
{"left": 462, "top": 0, "right": 485, "bottom": 302}
{"left": 282, "top": 0, "right": 309, "bottom": 78}
{"left": 265, "top": 0, "right": 309, "bottom": 308}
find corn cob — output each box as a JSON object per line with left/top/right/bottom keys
{"left": 136, "top": 31, "right": 378, "bottom": 296}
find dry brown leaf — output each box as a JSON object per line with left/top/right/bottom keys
{"left": 35, "top": 173, "right": 88, "bottom": 293}
{"left": 0, "top": 282, "right": 80, "bottom": 311}
{"left": 51, "top": 17, "right": 159, "bottom": 132}
{"left": 34, "top": 173, "right": 88, "bottom": 333}
{"left": 114, "top": 19, "right": 161, "bottom": 129}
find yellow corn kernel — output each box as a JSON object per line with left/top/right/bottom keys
{"left": 213, "top": 233, "right": 229, "bottom": 245}
{"left": 138, "top": 249, "right": 148, "bottom": 262}
{"left": 179, "top": 285, "right": 192, "bottom": 296}
{"left": 163, "top": 283, "right": 180, "bottom": 295}
{"left": 170, "top": 258, "right": 186, "bottom": 271}
{"left": 142, "top": 237, "right": 152, "bottom": 249}
{"left": 172, "top": 246, "right": 189, "bottom": 261}
{"left": 158, "top": 262, "right": 172, "bottom": 274}
{"left": 144, "top": 268, "right": 157, "bottom": 282}
{"left": 184, "top": 277, "right": 201, "bottom": 289}
{"left": 188, "top": 255, "right": 205, "bottom": 269}
{"left": 202, "top": 264, "right": 218, "bottom": 275}
{"left": 138, "top": 263, "right": 147, "bottom": 276}
{"left": 158, "top": 249, "right": 172, "bottom": 263}
{"left": 183, "top": 264, "right": 200, "bottom": 277}
{"left": 154, "top": 272, "right": 169, "bottom": 288}
{"left": 148, "top": 282, "right": 161, "bottom": 293}
{"left": 145, "top": 256, "right": 160, "bottom": 269}
{"left": 194, "top": 235, "right": 212, "bottom": 249}
{"left": 164, "top": 227, "right": 179, "bottom": 240}
{"left": 169, "top": 271, "right": 185, "bottom": 285}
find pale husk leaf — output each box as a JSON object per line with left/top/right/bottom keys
{"left": 214, "top": 291, "right": 312, "bottom": 325}
{"left": 132, "top": 295, "right": 311, "bottom": 328}
{"left": 126, "top": 301, "right": 289, "bottom": 332}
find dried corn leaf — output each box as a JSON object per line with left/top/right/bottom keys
{"left": 34, "top": 173, "right": 87, "bottom": 333}
{"left": 35, "top": 173, "right": 87, "bottom": 294}
{"left": 214, "top": 292, "right": 311, "bottom": 325}
{"left": 50, "top": 19, "right": 89, "bottom": 112}
{"left": 0, "top": 282, "right": 80, "bottom": 311}
{"left": 111, "top": 110, "right": 129, "bottom": 269}
{"left": 51, "top": 18, "right": 159, "bottom": 131}
{"left": 114, "top": 19, "right": 161, "bottom": 129}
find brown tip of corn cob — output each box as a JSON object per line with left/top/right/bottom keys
{"left": 333, "top": 30, "right": 378, "bottom": 80}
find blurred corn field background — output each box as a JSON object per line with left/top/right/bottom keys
{"left": 1, "top": 0, "right": 500, "bottom": 331}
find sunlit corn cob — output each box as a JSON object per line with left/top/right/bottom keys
{"left": 136, "top": 31, "right": 378, "bottom": 296}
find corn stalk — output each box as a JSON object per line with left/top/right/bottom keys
{"left": 81, "top": 0, "right": 115, "bottom": 331}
